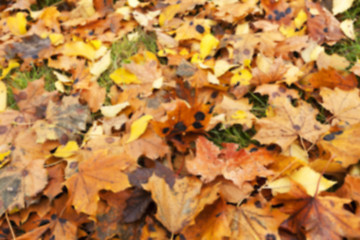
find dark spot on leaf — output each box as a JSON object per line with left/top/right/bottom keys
{"left": 211, "top": 91, "right": 218, "bottom": 98}
{"left": 2, "top": 228, "right": 10, "bottom": 234}
{"left": 174, "top": 122, "right": 187, "bottom": 131}
{"left": 243, "top": 49, "right": 250, "bottom": 55}
{"left": 266, "top": 144, "right": 277, "bottom": 151}
{"left": 189, "top": 21, "right": 193, "bottom": 26}
{"left": 292, "top": 124, "right": 301, "bottom": 131}
{"left": 32, "top": 54, "right": 39, "bottom": 59}
{"left": 274, "top": 9, "right": 279, "bottom": 15}
{"left": 22, "top": 169, "right": 29, "bottom": 177}
{"left": 334, "top": 130, "right": 343, "bottom": 135}
{"left": 59, "top": 218, "right": 67, "bottom": 224}
{"left": 148, "top": 224, "right": 156, "bottom": 232}
{"left": 38, "top": 219, "right": 50, "bottom": 226}
{"left": 195, "top": 24, "right": 205, "bottom": 34}
{"left": 51, "top": 214, "right": 57, "bottom": 220}
{"left": 323, "top": 27, "right": 328, "bottom": 33}
{"left": 255, "top": 200, "right": 262, "bottom": 208}
{"left": 59, "top": 134, "right": 69, "bottom": 145}
{"left": 50, "top": 235, "right": 55, "bottom": 240}
{"left": 208, "top": 105, "right": 215, "bottom": 114}
{"left": 285, "top": 7, "right": 291, "bottom": 14}
{"left": 323, "top": 133, "right": 335, "bottom": 141}
{"left": 215, "top": 212, "right": 221, "bottom": 217}
{"left": 162, "top": 127, "right": 170, "bottom": 134}
{"left": 69, "top": 162, "right": 78, "bottom": 169}
{"left": 88, "top": 30, "right": 94, "bottom": 35}
{"left": 279, "top": 12, "right": 285, "bottom": 18}
{"left": 192, "top": 121, "right": 203, "bottom": 129}
{"left": 173, "top": 134, "right": 182, "bottom": 142}
{"left": 16, "top": 91, "right": 27, "bottom": 101}
{"left": 178, "top": 234, "right": 186, "bottom": 240}
{"left": 74, "top": 78, "right": 79, "bottom": 84}
{"left": 105, "top": 137, "right": 115, "bottom": 144}
{"left": 265, "top": 233, "right": 276, "bottom": 240}
{"left": 0, "top": 126, "right": 7, "bottom": 134}
{"left": 249, "top": 147, "right": 258, "bottom": 153}
{"left": 268, "top": 14, "right": 273, "bottom": 20}
{"left": 194, "top": 111, "right": 205, "bottom": 121}
{"left": 275, "top": 15, "right": 281, "bottom": 21}
{"left": 314, "top": 124, "right": 320, "bottom": 130}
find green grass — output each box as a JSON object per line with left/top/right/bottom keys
{"left": 5, "top": 65, "right": 56, "bottom": 109}
{"left": 325, "top": 0, "right": 360, "bottom": 65}
{"left": 208, "top": 124, "right": 256, "bottom": 148}
{"left": 30, "top": 0, "right": 62, "bottom": 10}
{"left": 98, "top": 29, "right": 158, "bottom": 103}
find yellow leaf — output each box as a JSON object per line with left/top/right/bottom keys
{"left": 290, "top": 166, "right": 336, "bottom": 196}
{"left": 333, "top": 0, "right": 354, "bottom": 15}
{"left": 230, "top": 69, "right": 252, "bottom": 86}
{"left": 214, "top": 60, "right": 237, "bottom": 77}
{"left": 63, "top": 41, "right": 96, "bottom": 60}
{"left": 48, "top": 33, "right": 64, "bottom": 46}
{"left": 0, "top": 81, "right": 6, "bottom": 112}
{"left": 128, "top": 0, "right": 140, "bottom": 8}
{"left": 53, "top": 141, "right": 79, "bottom": 158}
{"left": 53, "top": 71, "right": 73, "bottom": 84}
{"left": 55, "top": 81, "right": 65, "bottom": 92}
{"left": 0, "top": 59, "right": 19, "bottom": 80}
{"left": 159, "top": 4, "right": 180, "bottom": 26}
{"left": 294, "top": 10, "right": 307, "bottom": 29}
{"left": 7, "top": 12, "right": 27, "bottom": 36}
{"left": 231, "top": 110, "right": 247, "bottom": 120}
{"left": 200, "top": 34, "right": 219, "bottom": 59}
{"left": 89, "top": 39, "right": 102, "bottom": 49}
{"left": 110, "top": 68, "right": 141, "bottom": 85}
{"left": 340, "top": 19, "right": 356, "bottom": 40}
{"left": 90, "top": 51, "right": 111, "bottom": 78}
{"left": 100, "top": 102, "right": 130, "bottom": 118}
{"left": 0, "top": 150, "right": 11, "bottom": 169}
{"left": 127, "top": 115, "right": 153, "bottom": 143}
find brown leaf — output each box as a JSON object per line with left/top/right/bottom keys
{"left": 142, "top": 174, "right": 220, "bottom": 233}
{"left": 318, "top": 124, "right": 360, "bottom": 167}
{"left": 186, "top": 137, "right": 275, "bottom": 187}
{"left": 33, "top": 95, "right": 91, "bottom": 143}
{"left": 65, "top": 150, "right": 132, "bottom": 215}
{"left": 227, "top": 197, "right": 288, "bottom": 240}
{"left": 320, "top": 87, "right": 360, "bottom": 125}
{"left": 272, "top": 182, "right": 360, "bottom": 239}
{"left": 254, "top": 97, "right": 329, "bottom": 150}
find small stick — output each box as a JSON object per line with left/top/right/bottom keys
{"left": 5, "top": 211, "right": 16, "bottom": 240}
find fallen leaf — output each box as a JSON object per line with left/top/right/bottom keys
{"left": 65, "top": 150, "right": 133, "bottom": 215}
{"left": 142, "top": 174, "right": 219, "bottom": 233}
{"left": 254, "top": 97, "right": 329, "bottom": 150}
{"left": 320, "top": 87, "right": 360, "bottom": 125}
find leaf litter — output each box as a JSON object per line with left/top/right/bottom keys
{"left": 0, "top": 0, "right": 360, "bottom": 239}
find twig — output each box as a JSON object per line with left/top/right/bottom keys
{"left": 5, "top": 211, "right": 16, "bottom": 240}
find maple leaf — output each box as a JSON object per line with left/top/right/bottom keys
{"left": 227, "top": 197, "right": 288, "bottom": 240}
{"left": 181, "top": 199, "right": 231, "bottom": 239}
{"left": 142, "top": 174, "right": 220, "bottom": 233}
{"left": 33, "top": 95, "right": 91, "bottom": 143}
{"left": 318, "top": 123, "right": 360, "bottom": 167}
{"left": 0, "top": 156, "right": 47, "bottom": 216}
{"left": 213, "top": 95, "right": 256, "bottom": 129}
{"left": 65, "top": 150, "right": 133, "bottom": 215}
{"left": 272, "top": 182, "right": 360, "bottom": 239}
{"left": 254, "top": 97, "right": 329, "bottom": 150}
{"left": 320, "top": 87, "right": 360, "bottom": 125}
{"left": 186, "top": 136, "right": 274, "bottom": 188}
{"left": 13, "top": 78, "right": 57, "bottom": 119}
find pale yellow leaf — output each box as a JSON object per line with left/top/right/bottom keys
{"left": 100, "top": 102, "right": 130, "bottom": 118}
{"left": 127, "top": 115, "right": 153, "bottom": 143}
{"left": 333, "top": 0, "right": 354, "bottom": 15}
{"left": 340, "top": 19, "right": 356, "bottom": 40}
{"left": 0, "top": 82, "right": 6, "bottom": 112}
